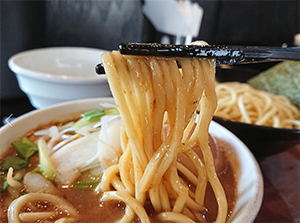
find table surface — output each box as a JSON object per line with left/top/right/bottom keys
{"left": 254, "top": 144, "right": 300, "bottom": 222}
{"left": 1, "top": 97, "right": 300, "bottom": 222}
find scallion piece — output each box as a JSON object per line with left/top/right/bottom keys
{"left": 11, "top": 136, "right": 38, "bottom": 159}
{"left": 0, "top": 180, "right": 8, "bottom": 192}
{"left": 73, "top": 181, "right": 100, "bottom": 190}
{"left": 30, "top": 167, "right": 40, "bottom": 173}
{"left": 38, "top": 138, "right": 55, "bottom": 180}
{"left": 82, "top": 109, "right": 105, "bottom": 122}
{"left": 0, "top": 156, "right": 29, "bottom": 171}
{"left": 105, "top": 108, "right": 119, "bottom": 115}
{"left": 73, "top": 108, "right": 119, "bottom": 127}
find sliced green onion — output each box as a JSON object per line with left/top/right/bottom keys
{"left": 38, "top": 138, "right": 55, "bottom": 180}
{"left": 11, "top": 136, "right": 38, "bottom": 159}
{"left": 82, "top": 109, "right": 105, "bottom": 122}
{"left": 0, "top": 156, "right": 29, "bottom": 171}
{"left": 73, "top": 108, "right": 119, "bottom": 127}
{"left": 72, "top": 118, "right": 92, "bottom": 128}
{"left": 105, "top": 108, "right": 119, "bottom": 115}
{"left": 30, "top": 167, "right": 41, "bottom": 173}
{"left": 73, "top": 181, "right": 100, "bottom": 190}
{"left": 0, "top": 180, "right": 8, "bottom": 192}
{"left": 73, "top": 109, "right": 105, "bottom": 127}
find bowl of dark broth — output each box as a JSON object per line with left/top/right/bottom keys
{"left": 0, "top": 98, "right": 263, "bottom": 222}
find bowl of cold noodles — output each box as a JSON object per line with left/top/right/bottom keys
{"left": 1, "top": 50, "right": 263, "bottom": 223}
{"left": 213, "top": 62, "right": 300, "bottom": 157}
{"left": 213, "top": 80, "right": 300, "bottom": 157}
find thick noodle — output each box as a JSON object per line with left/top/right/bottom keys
{"left": 97, "top": 51, "right": 227, "bottom": 222}
{"left": 7, "top": 193, "right": 79, "bottom": 223}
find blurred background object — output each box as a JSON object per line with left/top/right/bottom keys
{"left": 8, "top": 47, "right": 111, "bottom": 108}
{"left": 142, "top": 0, "right": 204, "bottom": 44}
{"left": 1, "top": 1, "right": 46, "bottom": 100}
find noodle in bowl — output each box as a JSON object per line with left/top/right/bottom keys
{"left": 0, "top": 98, "right": 263, "bottom": 222}
{"left": 213, "top": 81, "right": 300, "bottom": 157}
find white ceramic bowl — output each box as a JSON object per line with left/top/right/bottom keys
{"left": 8, "top": 47, "right": 111, "bottom": 108}
{"left": 0, "top": 98, "right": 263, "bottom": 222}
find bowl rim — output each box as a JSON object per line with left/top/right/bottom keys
{"left": 8, "top": 46, "right": 108, "bottom": 83}
{"left": 209, "top": 120, "right": 264, "bottom": 222}
{"left": 213, "top": 116, "right": 300, "bottom": 133}
{"left": 0, "top": 98, "right": 263, "bottom": 222}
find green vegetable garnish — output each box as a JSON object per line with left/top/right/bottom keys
{"left": 30, "top": 167, "right": 41, "bottom": 173}
{"left": 82, "top": 109, "right": 105, "bottom": 122}
{"left": 11, "top": 136, "right": 38, "bottom": 159}
{"left": 72, "top": 119, "right": 92, "bottom": 128}
{"left": 73, "top": 181, "right": 100, "bottom": 190}
{"left": 38, "top": 138, "right": 55, "bottom": 180}
{"left": 73, "top": 108, "right": 119, "bottom": 127}
{"left": 104, "top": 108, "right": 119, "bottom": 115}
{"left": 0, "top": 156, "right": 29, "bottom": 170}
{"left": 0, "top": 180, "right": 8, "bottom": 192}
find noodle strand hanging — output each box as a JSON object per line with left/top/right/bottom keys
{"left": 97, "top": 51, "right": 228, "bottom": 222}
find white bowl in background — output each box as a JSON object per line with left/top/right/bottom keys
{"left": 0, "top": 97, "right": 263, "bottom": 222}
{"left": 8, "top": 47, "right": 111, "bottom": 108}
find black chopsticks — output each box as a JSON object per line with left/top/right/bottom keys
{"left": 95, "top": 43, "right": 300, "bottom": 74}
{"left": 119, "top": 43, "right": 300, "bottom": 65}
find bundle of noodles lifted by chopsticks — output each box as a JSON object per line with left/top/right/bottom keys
{"left": 215, "top": 66, "right": 300, "bottom": 129}
{"left": 97, "top": 47, "right": 229, "bottom": 223}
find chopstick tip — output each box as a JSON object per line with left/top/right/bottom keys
{"left": 95, "top": 63, "right": 105, "bottom": 75}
